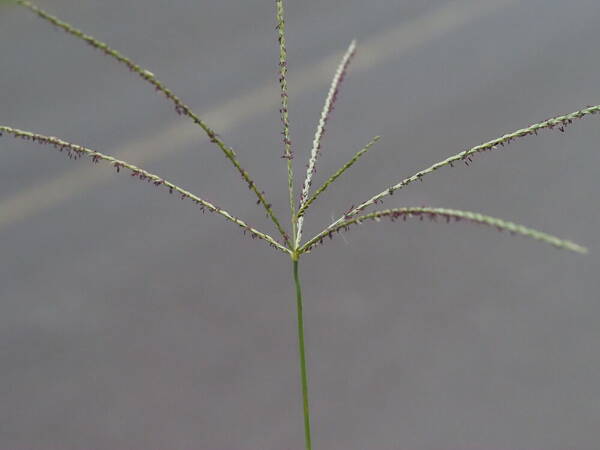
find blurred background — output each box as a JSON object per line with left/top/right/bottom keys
{"left": 1, "top": 0, "right": 600, "bottom": 448}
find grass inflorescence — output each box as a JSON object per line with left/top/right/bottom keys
{"left": 2, "top": 1, "right": 598, "bottom": 449}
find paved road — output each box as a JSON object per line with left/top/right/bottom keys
{"left": 1, "top": 0, "right": 600, "bottom": 449}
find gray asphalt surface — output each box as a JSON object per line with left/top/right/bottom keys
{"left": 1, "top": 0, "right": 600, "bottom": 449}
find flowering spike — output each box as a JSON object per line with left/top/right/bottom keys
{"left": 0, "top": 125, "right": 291, "bottom": 255}
{"left": 299, "top": 207, "right": 587, "bottom": 255}
{"left": 275, "top": 0, "right": 296, "bottom": 243}
{"left": 296, "top": 40, "right": 357, "bottom": 246}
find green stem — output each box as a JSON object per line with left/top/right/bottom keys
{"left": 293, "top": 258, "right": 312, "bottom": 450}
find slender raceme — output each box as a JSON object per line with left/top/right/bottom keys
{"left": 296, "top": 40, "right": 357, "bottom": 246}
{"left": 0, "top": 126, "right": 290, "bottom": 254}
{"left": 299, "top": 207, "right": 588, "bottom": 254}
{"left": 275, "top": 0, "right": 297, "bottom": 246}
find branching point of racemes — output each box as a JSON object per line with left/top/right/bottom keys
{"left": 299, "top": 207, "right": 588, "bottom": 255}
{"left": 15, "top": 0, "right": 292, "bottom": 249}
{"left": 0, "top": 126, "right": 291, "bottom": 255}
{"left": 325, "top": 104, "right": 600, "bottom": 232}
